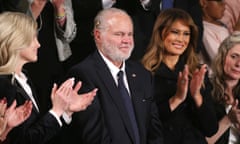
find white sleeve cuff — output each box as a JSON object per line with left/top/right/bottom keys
{"left": 49, "top": 110, "right": 63, "bottom": 127}
{"left": 62, "top": 112, "right": 72, "bottom": 124}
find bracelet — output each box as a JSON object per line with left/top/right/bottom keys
{"left": 56, "top": 14, "right": 66, "bottom": 20}
{"left": 56, "top": 16, "right": 66, "bottom": 23}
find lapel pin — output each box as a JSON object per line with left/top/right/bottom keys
{"left": 132, "top": 73, "right": 136, "bottom": 77}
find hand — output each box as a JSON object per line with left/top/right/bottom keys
{"left": 68, "top": 81, "right": 98, "bottom": 112}
{"left": 50, "top": 0, "right": 65, "bottom": 11}
{"left": 0, "top": 99, "right": 32, "bottom": 141}
{"left": 0, "top": 98, "right": 7, "bottom": 136}
{"left": 228, "top": 100, "right": 240, "bottom": 125}
{"left": 51, "top": 78, "right": 74, "bottom": 117}
{"left": 5, "top": 100, "right": 32, "bottom": 129}
{"left": 189, "top": 64, "right": 206, "bottom": 107}
{"left": 190, "top": 64, "right": 206, "bottom": 97}
{"left": 175, "top": 65, "right": 189, "bottom": 102}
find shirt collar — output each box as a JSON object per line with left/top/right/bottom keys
{"left": 14, "top": 72, "right": 28, "bottom": 84}
{"left": 98, "top": 50, "right": 126, "bottom": 77}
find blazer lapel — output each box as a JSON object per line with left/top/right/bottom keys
{"left": 93, "top": 51, "right": 136, "bottom": 142}
{"left": 14, "top": 79, "right": 40, "bottom": 114}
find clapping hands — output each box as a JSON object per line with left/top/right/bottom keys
{"left": 0, "top": 98, "right": 32, "bottom": 141}
{"left": 51, "top": 78, "right": 97, "bottom": 117}
{"left": 228, "top": 100, "right": 240, "bottom": 130}
{"left": 68, "top": 81, "right": 97, "bottom": 112}
{"left": 174, "top": 64, "right": 206, "bottom": 107}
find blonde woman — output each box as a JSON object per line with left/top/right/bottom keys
{"left": 0, "top": 12, "right": 97, "bottom": 144}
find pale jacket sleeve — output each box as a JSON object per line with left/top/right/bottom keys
{"left": 54, "top": 0, "right": 77, "bottom": 61}
{"left": 27, "top": 0, "right": 77, "bottom": 61}
{"left": 220, "top": 0, "right": 240, "bottom": 33}
{"left": 202, "top": 25, "right": 229, "bottom": 62}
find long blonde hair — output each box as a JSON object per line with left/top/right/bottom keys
{"left": 211, "top": 33, "right": 240, "bottom": 105}
{"left": 142, "top": 8, "right": 199, "bottom": 75}
{"left": 0, "top": 12, "right": 37, "bottom": 74}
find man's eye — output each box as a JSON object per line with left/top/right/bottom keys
{"left": 114, "top": 33, "right": 121, "bottom": 36}
{"left": 231, "top": 54, "right": 237, "bottom": 59}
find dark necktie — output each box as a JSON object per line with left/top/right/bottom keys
{"left": 117, "top": 71, "right": 140, "bottom": 144}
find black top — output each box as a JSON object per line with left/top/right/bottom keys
{"left": 153, "top": 58, "right": 218, "bottom": 144}
{"left": 0, "top": 73, "right": 61, "bottom": 144}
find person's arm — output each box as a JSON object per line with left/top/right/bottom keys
{"left": 169, "top": 65, "right": 189, "bottom": 111}
{"left": 51, "top": 0, "right": 66, "bottom": 27}
{"left": 30, "top": 0, "right": 48, "bottom": 19}
{"left": 61, "top": 81, "right": 97, "bottom": 124}
{"left": 53, "top": 0, "right": 76, "bottom": 42}
{"left": 52, "top": 0, "right": 76, "bottom": 61}
{"left": 60, "top": 66, "right": 110, "bottom": 144}
{"left": 202, "top": 26, "right": 229, "bottom": 62}
{"left": 206, "top": 100, "right": 240, "bottom": 143}
{"left": 220, "top": 0, "right": 240, "bottom": 33}
{"left": 189, "top": 64, "right": 208, "bottom": 107}
{"left": 206, "top": 115, "right": 231, "bottom": 144}
{"left": 0, "top": 99, "right": 32, "bottom": 141}
{"left": 192, "top": 74, "right": 218, "bottom": 137}
{"left": 0, "top": 98, "right": 7, "bottom": 140}
{"left": 147, "top": 101, "right": 164, "bottom": 144}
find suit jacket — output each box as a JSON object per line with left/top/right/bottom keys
{"left": 153, "top": 58, "right": 218, "bottom": 144}
{"left": 62, "top": 50, "right": 163, "bottom": 144}
{"left": 0, "top": 74, "right": 61, "bottom": 144}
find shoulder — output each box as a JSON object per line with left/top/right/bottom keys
{"left": 68, "top": 55, "right": 94, "bottom": 74}
{"left": 0, "top": 74, "right": 14, "bottom": 89}
{"left": 0, "top": 74, "right": 18, "bottom": 104}
{"left": 126, "top": 60, "right": 150, "bottom": 72}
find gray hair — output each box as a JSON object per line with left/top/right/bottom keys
{"left": 93, "top": 8, "right": 132, "bottom": 31}
{"left": 211, "top": 32, "right": 240, "bottom": 104}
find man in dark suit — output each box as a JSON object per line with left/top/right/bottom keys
{"left": 63, "top": 8, "right": 163, "bottom": 144}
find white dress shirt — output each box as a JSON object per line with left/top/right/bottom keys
{"left": 14, "top": 72, "right": 63, "bottom": 126}
{"left": 98, "top": 50, "right": 131, "bottom": 96}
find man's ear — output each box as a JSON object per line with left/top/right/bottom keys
{"left": 93, "top": 29, "right": 101, "bottom": 42}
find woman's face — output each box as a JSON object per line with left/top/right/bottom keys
{"left": 224, "top": 44, "right": 240, "bottom": 80}
{"left": 163, "top": 20, "right": 191, "bottom": 57}
{"left": 19, "top": 35, "right": 40, "bottom": 63}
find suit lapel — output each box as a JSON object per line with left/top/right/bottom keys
{"left": 125, "top": 63, "right": 147, "bottom": 140}
{"left": 93, "top": 51, "right": 136, "bottom": 142}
